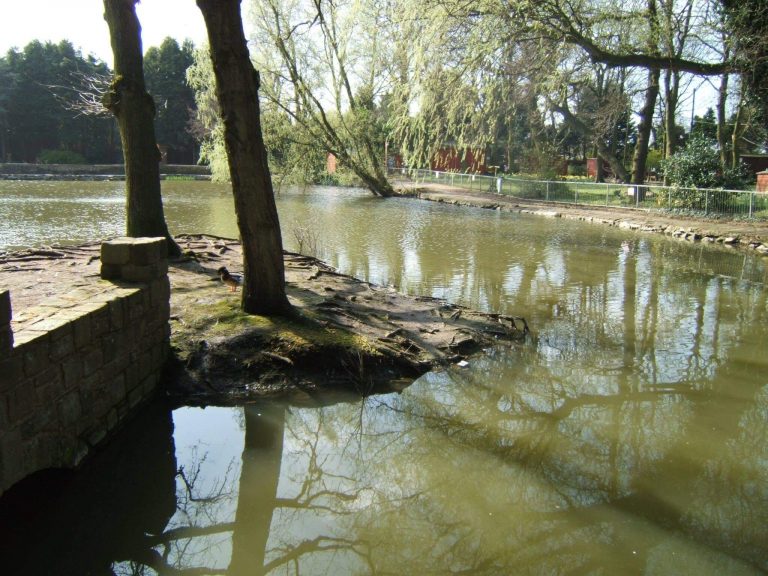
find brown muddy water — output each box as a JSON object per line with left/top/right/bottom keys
{"left": 1, "top": 181, "right": 767, "bottom": 575}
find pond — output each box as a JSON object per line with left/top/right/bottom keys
{"left": 1, "top": 181, "right": 767, "bottom": 574}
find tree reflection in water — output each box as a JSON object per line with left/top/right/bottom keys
{"left": 129, "top": 244, "right": 767, "bottom": 574}
{"left": 4, "top": 189, "right": 767, "bottom": 575}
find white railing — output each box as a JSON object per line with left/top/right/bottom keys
{"left": 395, "top": 168, "right": 768, "bottom": 220}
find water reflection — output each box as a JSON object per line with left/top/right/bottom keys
{"left": 1, "top": 184, "right": 767, "bottom": 574}
{"left": 0, "top": 402, "right": 177, "bottom": 575}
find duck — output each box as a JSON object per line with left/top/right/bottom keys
{"left": 217, "top": 266, "right": 242, "bottom": 292}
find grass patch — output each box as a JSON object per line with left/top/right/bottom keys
{"left": 171, "top": 297, "right": 378, "bottom": 361}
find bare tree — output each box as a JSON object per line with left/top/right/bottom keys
{"left": 102, "top": 0, "right": 180, "bottom": 257}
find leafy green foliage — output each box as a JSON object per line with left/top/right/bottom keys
{"left": 38, "top": 149, "right": 87, "bottom": 164}
{"left": 662, "top": 134, "right": 750, "bottom": 189}
{"left": 0, "top": 40, "right": 119, "bottom": 163}
{"left": 144, "top": 38, "right": 198, "bottom": 163}
{"left": 660, "top": 134, "right": 752, "bottom": 211}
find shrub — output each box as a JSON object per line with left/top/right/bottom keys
{"left": 38, "top": 149, "right": 87, "bottom": 165}
{"left": 661, "top": 135, "right": 750, "bottom": 189}
{"left": 567, "top": 163, "right": 586, "bottom": 177}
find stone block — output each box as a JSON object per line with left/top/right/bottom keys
{"left": 59, "top": 436, "right": 89, "bottom": 467}
{"left": 107, "top": 374, "right": 127, "bottom": 405}
{"left": 82, "top": 346, "right": 104, "bottom": 377}
{"left": 128, "top": 237, "right": 166, "bottom": 265}
{"left": 100, "top": 237, "right": 133, "bottom": 266}
{"left": 90, "top": 307, "right": 111, "bottom": 338}
{"left": 100, "top": 263, "right": 122, "bottom": 280}
{"left": 58, "top": 390, "right": 82, "bottom": 427}
{"left": 49, "top": 332, "right": 75, "bottom": 362}
{"left": 0, "top": 327, "right": 12, "bottom": 355}
{"left": 108, "top": 299, "right": 124, "bottom": 330}
{"left": 102, "top": 354, "right": 129, "bottom": 381}
{"left": 7, "top": 383, "right": 36, "bottom": 426}
{"left": 0, "top": 290, "right": 11, "bottom": 326}
{"left": 62, "top": 356, "right": 83, "bottom": 391}
{"left": 106, "top": 408, "right": 119, "bottom": 432}
{"left": 101, "top": 332, "right": 125, "bottom": 364}
{"left": 0, "top": 355, "right": 24, "bottom": 394}
{"left": 73, "top": 314, "right": 92, "bottom": 350}
{"left": 0, "top": 354, "right": 19, "bottom": 398}
{"left": 125, "top": 362, "right": 139, "bottom": 391}
{"left": 149, "top": 277, "right": 171, "bottom": 307}
{"left": 0, "top": 428, "right": 25, "bottom": 492}
{"left": 20, "top": 408, "right": 54, "bottom": 437}
{"left": 128, "top": 384, "right": 145, "bottom": 409}
{"left": 128, "top": 297, "right": 146, "bottom": 321}
{"left": 121, "top": 261, "right": 168, "bottom": 283}
{"left": 141, "top": 373, "right": 159, "bottom": 395}
{"left": 21, "top": 338, "right": 50, "bottom": 378}
{"left": 85, "top": 425, "right": 107, "bottom": 448}
{"left": 35, "top": 364, "right": 63, "bottom": 390}
{"left": 137, "top": 350, "right": 153, "bottom": 381}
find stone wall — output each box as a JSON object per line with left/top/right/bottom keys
{"left": 0, "top": 238, "right": 170, "bottom": 496}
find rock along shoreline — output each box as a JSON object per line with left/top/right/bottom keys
{"left": 398, "top": 181, "right": 768, "bottom": 256}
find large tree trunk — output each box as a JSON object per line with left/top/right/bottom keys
{"left": 555, "top": 103, "right": 629, "bottom": 183}
{"left": 102, "top": 0, "right": 180, "bottom": 257}
{"left": 197, "top": 0, "right": 291, "bottom": 316}
{"left": 663, "top": 69, "right": 680, "bottom": 160}
{"left": 631, "top": 68, "right": 660, "bottom": 184}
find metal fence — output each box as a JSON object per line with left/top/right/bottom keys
{"left": 397, "top": 168, "right": 768, "bottom": 220}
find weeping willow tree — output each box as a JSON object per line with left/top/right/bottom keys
{"left": 187, "top": 44, "right": 327, "bottom": 188}
{"left": 190, "top": 0, "right": 396, "bottom": 195}
{"left": 246, "top": 0, "right": 395, "bottom": 196}
{"left": 393, "top": 0, "right": 745, "bottom": 185}
{"left": 388, "top": 2, "right": 586, "bottom": 173}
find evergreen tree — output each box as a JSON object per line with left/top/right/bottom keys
{"left": 144, "top": 38, "right": 198, "bottom": 164}
{"left": 0, "top": 41, "right": 118, "bottom": 163}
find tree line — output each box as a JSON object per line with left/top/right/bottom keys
{"left": 4, "top": 0, "right": 768, "bottom": 319}
{"left": 0, "top": 37, "right": 197, "bottom": 164}
{"left": 188, "top": 0, "right": 768, "bottom": 193}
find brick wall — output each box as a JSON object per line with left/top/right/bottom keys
{"left": 757, "top": 171, "right": 768, "bottom": 193}
{"left": 0, "top": 237, "right": 171, "bottom": 496}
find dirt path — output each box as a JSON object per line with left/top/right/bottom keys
{"left": 399, "top": 181, "right": 768, "bottom": 252}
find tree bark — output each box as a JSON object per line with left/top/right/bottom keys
{"left": 196, "top": 0, "right": 291, "bottom": 316}
{"left": 663, "top": 69, "right": 681, "bottom": 161}
{"left": 717, "top": 72, "right": 731, "bottom": 169}
{"left": 555, "top": 102, "right": 629, "bottom": 183}
{"left": 631, "top": 68, "right": 660, "bottom": 184}
{"left": 102, "top": 0, "right": 180, "bottom": 257}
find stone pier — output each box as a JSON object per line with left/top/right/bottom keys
{"left": 0, "top": 237, "right": 171, "bottom": 496}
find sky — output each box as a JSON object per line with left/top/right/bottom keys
{"left": 0, "top": 0, "right": 716, "bottom": 120}
{"left": 0, "top": 0, "right": 209, "bottom": 63}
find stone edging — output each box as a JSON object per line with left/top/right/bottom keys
{"left": 416, "top": 190, "right": 768, "bottom": 256}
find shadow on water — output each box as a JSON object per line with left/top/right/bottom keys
{"left": 0, "top": 401, "right": 177, "bottom": 575}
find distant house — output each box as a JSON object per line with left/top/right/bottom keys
{"left": 757, "top": 171, "right": 768, "bottom": 193}
{"left": 430, "top": 146, "right": 487, "bottom": 173}
{"left": 326, "top": 152, "right": 338, "bottom": 174}
{"left": 740, "top": 154, "right": 768, "bottom": 175}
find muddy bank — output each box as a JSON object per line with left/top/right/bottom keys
{"left": 398, "top": 181, "right": 768, "bottom": 255}
{"left": 166, "top": 236, "right": 528, "bottom": 404}
{"left": 1, "top": 237, "right": 529, "bottom": 405}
